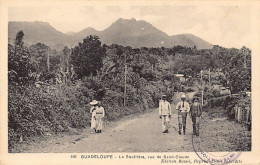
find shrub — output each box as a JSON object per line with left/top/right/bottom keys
{"left": 8, "top": 82, "right": 94, "bottom": 151}
{"left": 212, "top": 89, "right": 220, "bottom": 97}
{"left": 184, "top": 87, "right": 194, "bottom": 92}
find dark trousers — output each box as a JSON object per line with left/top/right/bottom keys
{"left": 191, "top": 116, "right": 200, "bottom": 135}
{"left": 178, "top": 112, "right": 187, "bottom": 133}
{"left": 178, "top": 112, "right": 187, "bottom": 126}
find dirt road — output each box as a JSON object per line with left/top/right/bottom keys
{"left": 18, "top": 92, "right": 250, "bottom": 153}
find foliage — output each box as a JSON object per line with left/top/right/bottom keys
{"left": 29, "top": 43, "right": 49, "bottom": 73}
{"left": 8, "top": 32, "right": 252, "bottom": 151}
{"left": 29, "top": 43, "right": 61, "bottom": 74}
{"left": 184, "top": 87, "right": 195, "bottom": 93}
{"left": 71, "top": 35, "right": 105, "bottom": 78}
{"left": 8, "top": 31, "right": 33, "bottom": 84}
{"left": 210, "top": 46, "right": 251, "bottom": 93}
{"left": 38, "top": 71, "right": 56, "bottom": 82}
{"left": 60, "top": 46, "right": 71, "bottom": 72}
{"left": 8, "top": 82, "right": 94, "bottom": 151}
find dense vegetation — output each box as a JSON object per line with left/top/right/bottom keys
{"left": 8, "top": 31, "right": 251, "bottom": 151}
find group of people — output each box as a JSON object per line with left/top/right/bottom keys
{"left": 89, "top": 93, "right": 202, "bottom": 136}
{"left": 89, "top": 100, "right": 105, "bottom": 133}
{"left": 159, "top": 94, "right": 202, "bottom": 136}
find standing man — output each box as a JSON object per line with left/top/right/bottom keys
{"left": 176, "top": 94, "right": 190, "bottom": 135}
{"left": 159, "top": 95, "right": 172, "bottom": 133}
{"left": 95, "top": 101, "right": 105, "bottom": 133}
{"left": 189, "top": 97, "right": 202, "bottom": 137}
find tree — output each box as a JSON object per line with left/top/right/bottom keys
{"left": 208, "top": 46, "right": 251, "bottom": 93}
{"left": 8, "top": 31, "right": 32, "bottom": 84}
{"left": 14, "top": 30, "right": 24, "bottom": 47}
{"left": 226, "top": 52, "right": 251, "bottom": 93}
{"left": 96, "top": 47, "right": 118, "bottom": 81}
{"left": 71, "top": 35, "right": 105, "bottom": 79}
{"left": 29, "top": 43, "right": 49, "bottom": 73}
{"left": 61, "top": 46, "right": 71, "bottom": 72}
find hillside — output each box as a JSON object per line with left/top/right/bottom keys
{"left": 8, "top": 21, "right": 69, "bottom": 49}
{"left": 8, "top": 18, "right": 213, "bottom": 50}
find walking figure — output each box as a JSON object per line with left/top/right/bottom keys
{"left": 159, "top": 95, "right": 172, "bottom": 133}
{"left": 189, "top": 97, "right": 202, "bottom": 137}
{"left": 89, "top": 100, "right": 98, "bottom": 133}
{"left": 176, "top": 94, "right": 190, "bottom": 135}
{"left": 95, "top": 101, "right": 105, "bottom": 133}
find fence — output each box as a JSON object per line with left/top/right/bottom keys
{"left": 234, "top": 105, "right": 251, "bottom": 125}
{"left": 203, "top": 92, "right": 251, "bottom": 128}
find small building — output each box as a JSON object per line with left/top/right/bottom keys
{"left": 219, "top": 87, "right": 231, "bottom": 96}
{"left": 174, "top": 74, "right": 185, "bottom": 83}
{"left": 213, "top": 84, "right": 221, "bottom": 90}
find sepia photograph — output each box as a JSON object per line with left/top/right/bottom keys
{"left": 1, "top": 1, "right": 260, "bottom": 165}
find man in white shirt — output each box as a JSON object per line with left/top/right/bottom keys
{"left": 159, "top": 95, "right": 172, "bottom": 133}
{"left": 176, "top": 94, "right": 190, "bottom": 135}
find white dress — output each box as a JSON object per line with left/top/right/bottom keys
{"left": 95, "top": 106, "right": 105, "bottom": 131}
{"left": 90, "top": 106, "right": 96, "bottom": 129}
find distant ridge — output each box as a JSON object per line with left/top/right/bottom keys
{"left": 8, "top": 18, "right": 213, "bottom": 50}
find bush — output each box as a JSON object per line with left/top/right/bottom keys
{"left": 184, "top": 87, "right": 194, "bottom": 92}
{"left": 212, "top": 89, "right": 220, "bottom": 97}
{"left": 39, "top": 71, "right": 56, "bottom": 82}
{"left": 8, "top": 82, "right": 94, "bottom": 151}
{"left": 205, "top": 95, "right": 245, "bottom": 120}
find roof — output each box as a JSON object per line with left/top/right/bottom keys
{"left": 174, "top": 74, "right": 184, "bottom": 77}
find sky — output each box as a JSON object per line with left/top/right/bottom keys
{"left": 8, "top": 5, "right": 252, "bottom": 48}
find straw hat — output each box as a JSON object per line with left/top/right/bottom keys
{"left": 90, "top": 100, "right": 98, "bottom": 105}
{"left": 181, "top": 94, "right": 186, "bottom": 99}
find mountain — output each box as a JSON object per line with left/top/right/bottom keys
{"left": 98, "top": 18, "right": 169, "bottom": 48}
{"left": 73, "top": 27, "right": 100, "bottom": 43}
{"left": 8, "top": 21, "right": 69, "bottom": 48}
{"left": 168, "top": 33, "right": 213, "bottom": 49}
{"left": 8, "top": 18, "right": 213, "bottom": 50}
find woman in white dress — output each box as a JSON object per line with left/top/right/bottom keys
{"left": 90, "top": 100, "right": 98, "bottom": 133}
{"left": 95, "top": 101, "right": 105, "bottom": 133}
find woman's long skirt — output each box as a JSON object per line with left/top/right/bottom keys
{"left": 91, "top": 114, "right": 96, "bottom": 129}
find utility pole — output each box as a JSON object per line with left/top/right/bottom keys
{"left": 209, "top": 68, "right": 211, "bottom": 86}
{"left": 244, "top": 50, "right": 247, "bottom": 69}
{"left": 47, "top": 47, "right": 50, "bottom": 72}
{"left": 241, "top": 47, "right": 248, "bottom": 69}
{"left": 200, "top": 70, "right": 204, "bottom": 106}
{"left": 124, "top": 53, "right": 127, "bottom": 107}
{"left": 68, "top": 44, "right": 72, "bottom": 73}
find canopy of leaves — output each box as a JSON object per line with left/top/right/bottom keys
{"left": 8, "top": 32, "right": 251, "bottom": 152}
{"left": 8, "top": 31, "right": 33, "bottom": 84}
{"left": 71, "top": 35, "right": 105, "bottom": 78}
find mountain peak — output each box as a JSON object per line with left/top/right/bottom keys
{"left": 114, "top": 18, "right": 148, "bottom": 25}
{"left": 77, "top": 27, "right": 99, "bottom": 34}
{"left": 9, "top": 19, "right": 213, "bottom": 49}
{"left": 117, "top": 18, "right": 137, "bottom": 22}
{"left": 108, "top": 18, "right": 160, "bottom": 32}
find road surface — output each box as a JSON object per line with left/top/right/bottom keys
{"left": 18, "top": 92, "right": 250, "bottom": 153}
